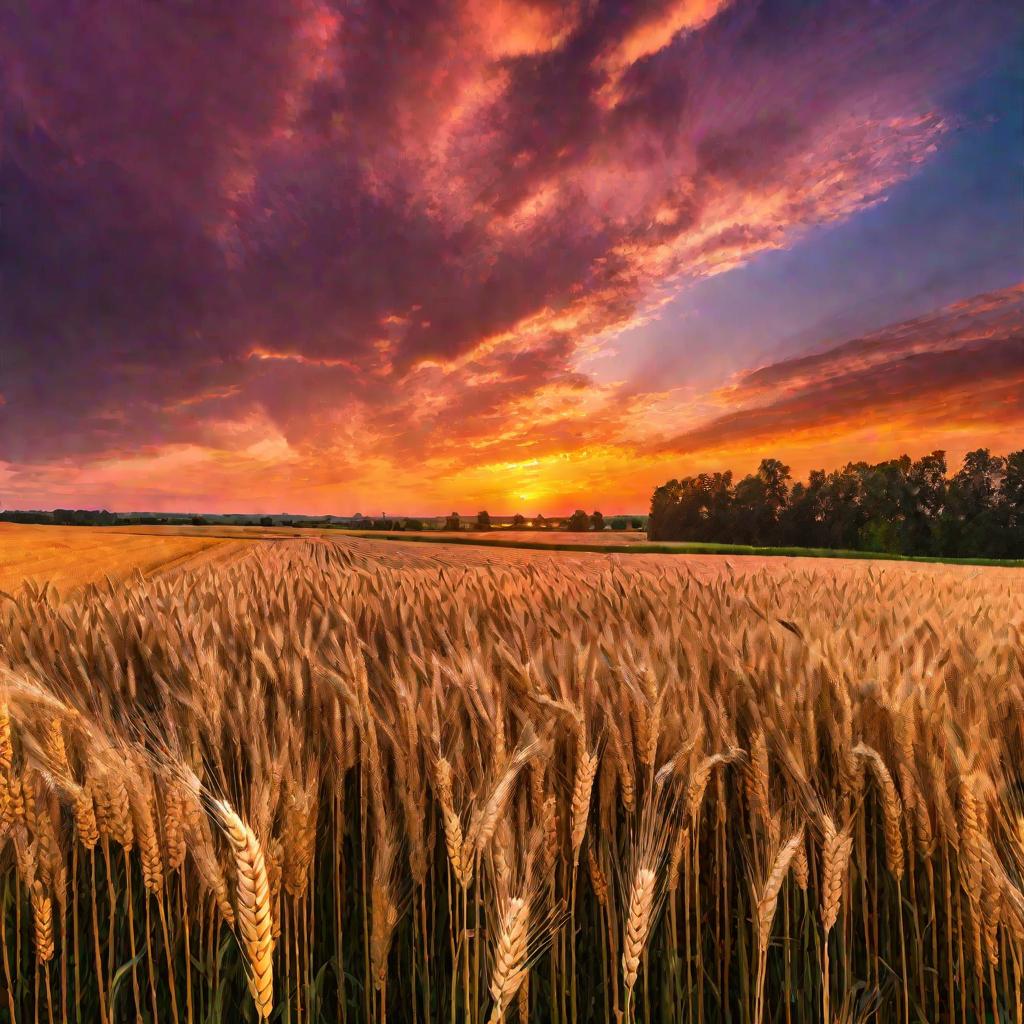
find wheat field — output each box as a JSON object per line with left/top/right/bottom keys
{"left": 0, "top": 524, "right": 245, "bottom": 594}
{"left": 0, "top": 534, "right": 1022, "bottom": 1023}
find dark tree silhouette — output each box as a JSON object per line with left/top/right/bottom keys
{"left": 733, "top": 459, "right": 791, "bottom": 545}
{"left": 648, "top": 472, "right": 733, "bottom": 542}
{"left": 945, "top": 449, "right": 1005, "bottom": 557}
{"left": 475, "top": 510, "right": 492, "bottom": 530}
{"left": 444, "top": 512, "right": 461, "bottom": 531}
{"left": 1003, "top": 451, "right": 1024, "bottom": 556}
{"left": 590, "top": 511, "right": 605, "bottom": 531}
{"left": 567, "top": 510, "right": 590, "bottom": 532}
{"left": 512, "top": 513, "right": 526, "bottom": 527}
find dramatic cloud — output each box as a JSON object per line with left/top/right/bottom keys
{"left": 0, "top": 0, "right": 1018, "bottom": 512}
{"left": 656, "top": 284, "right": 1024, "bottom": 462}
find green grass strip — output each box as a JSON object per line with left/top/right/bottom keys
{"left": 344, "top": 531, "right": 1024, "bottom": 568}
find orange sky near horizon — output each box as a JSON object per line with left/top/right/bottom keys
{"left": 4, "top": 283, "right": 1021, "bottom": 517}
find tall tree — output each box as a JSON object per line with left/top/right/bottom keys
{"left": 1001, "top": 450, "right": 1024, "bottom": 556}
{"left": 946, "top": 449, "right": 1006, "bottom": 556}
{"left": 733, "top": 459, "right": 791, "bottom": 545}
{"left": 649, "top": 473, "right": 734, "bottom": 542}
{"left": 780, "top": 470, "right": 826, "bottom": 547}
{"left": 859, "top": 456, "right": 912, "bottom": 554}
{"left": 906, "top": 451, "right": 947, "bottom": 554}
{"left": 567, "top": 510, "right": 591, "bottom": 532}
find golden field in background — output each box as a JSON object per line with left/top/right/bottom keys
{"left": 0, "top": 523, "right": 251, "bottom": 593}
{"left": 3, "top": 522, "right": 1013, "bottom": 598}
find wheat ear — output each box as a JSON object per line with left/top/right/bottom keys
{"left": 622, "top": 866, "right": 656, "bottom": 996}
{"left": 488, "top": 894, "right": 530, "bottom": 1023}
{"left": 820, "top": 815, "right": 853, "bottom": 935}
{"left": 757, "top": 828, "right": 804, "bottom": 952}
{"left": 213, "top": 799, "right": 274, "bottom": 1020}
{"left": 570, "top": 743, "right": 599, "bottom": 863}
{"left": 31, "top": 879, "right": 54, "bottom": 963}
{"left": 853, "top": 743, "right": 904, "bottom": 879}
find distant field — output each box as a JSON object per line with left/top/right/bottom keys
{"left": 345, "top": 528, "right": 1024, "bottom": 567}
{"left": 6, "top": 524, "right": 1021, "bottom": 585}
{"left": 398, "top": 529, "right": 653, "bottom": 545}
{"left": 0, "top": 522, "right": 247, "bottom": 592}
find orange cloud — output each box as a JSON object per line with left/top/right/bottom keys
{"left": 596, "top": 0, "right": 732, "bottom": 105}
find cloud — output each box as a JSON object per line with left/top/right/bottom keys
{"left": 721, "top": 284, "right": 1024, "bottom": 399}
{"left": 595, "top": 0, "right": 732, "bottom": 104}
{"left": 656, "top": 283, "right": 1024, "bottom": 459}
{"left": 0, "top": 0, "right": 1016, "bottom": 510}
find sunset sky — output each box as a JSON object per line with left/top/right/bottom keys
{"left": 1, "top": 0, "right": 1022, "bottom": 515}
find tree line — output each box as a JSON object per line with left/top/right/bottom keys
{"left": 648, "top": 449, "right": 1024, "bottom": 559}
{"left": 0, "top": 508, "right": 649, "bottom": 533}
{"left": 442, "top": 511, "right": 645, "bottom": 531}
